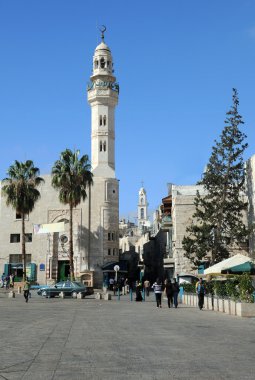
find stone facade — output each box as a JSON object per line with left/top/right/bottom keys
{"left": 0, "top": 35, "right": 119, "bottom": 288}
{"left": 171, "top": 185, "right": 205, "bottom": 275}
{"left": 246, "top": 154, "right": 255, "bottom": 258}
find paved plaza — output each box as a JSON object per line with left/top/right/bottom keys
{"left": 0, "top": 290, "right": 254, "bottom": 380}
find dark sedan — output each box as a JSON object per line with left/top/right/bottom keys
{"left": 37, "top": 281, "right": 94, "bottom": 298}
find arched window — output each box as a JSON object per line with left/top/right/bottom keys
{"left": 103, "top": 141, "right": 106, "bottom": 152}
{"left": 100, "top": 58, "right": 105, "bottom": 68}
{"left": 103, "top": 115, "right": 107, "bottom": 126}
{"left": 99, "top": 115, "right": 103, "bottom": 126}
{"left": 141, "top": 197, "right": 144, "bottom": 204}
{"left": 100, "top": 141, "right": 103, "bottom": 152}
{"left": 141, "top": 208, "right": 144, "bottom": 219}
{"left": 94, "top": 60, "right": 98, "bottom": 69}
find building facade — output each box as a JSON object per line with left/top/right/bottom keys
{"left": 0, "top": 33, "right": 120, "bottom": 288}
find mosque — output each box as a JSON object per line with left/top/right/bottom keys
{"left": 0, "top": 30, "right": 120, "bottom": 287}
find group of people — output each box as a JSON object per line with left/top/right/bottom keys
{"left": 1, "top": 273, "right": 15, "bottom": 289}
{"left": 151, "top": 278, "right": 180, "bottom": 308}
{"left": 133, "top": 278, "right": 180, "bottom": 308}
{"left": 134, "top": 277, "right": 206, "bottom": 311}
{"left": 108, "top": 277, "right": 129, "bottom": 295}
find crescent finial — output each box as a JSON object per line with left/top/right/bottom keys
{"left": 99, "top": 25, "right": 106, "bottom": 41}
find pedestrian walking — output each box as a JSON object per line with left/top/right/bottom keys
{"left": 152, "top": 278, "right": 163, "bottom": 308}
{"left": 144, "top": 279, "right": 150, "bottom": 297}
{"left": 124, "top": 278, "right": 129, "bottom": 294}
{"left": 1, "top": 273, "right": 5, "bottom": 288}
{"left": 109, "top": 278, "right": 114, "bottom": 291}
{"left": 165, "top": 280, "right": 174, "bottom": 308}
{"left": 23, "top": 279, "right": 30, "bottom": 303}
{"left": 196, "top": 278, "right": 206, "bottom": 310}
{"left": 135, "top": 282, "right": 143, "bottom": 302}
{"left": 172, "top": 279, "right": 180, "bottom": 308}
{"left": 9, "top": 273, "right": 14, "bottom": 288}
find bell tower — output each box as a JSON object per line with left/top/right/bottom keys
{"left": 138, "top": 186, "right": 149, "bottom": 230}
{"left": 87, "top": 28, "right": 119, "bottom": 178}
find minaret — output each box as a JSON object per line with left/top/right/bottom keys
{"left": 138, "top": 186, "right": 149, "bottom": 230}
{"left": 87, "top": 28, "right": 119, "bottom": 178}
{"left": 86, "top": 28, "right": 120, "bottom": 287}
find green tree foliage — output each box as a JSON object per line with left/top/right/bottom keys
{"left": 238, "top": 273, "right": 254, "bottom": 303}
{"left": 52, "top": 149, "right": 93, "bottom": 280}
{"left": 183, "top": 89, "right": 250, "bottom": 266}
{"left": 2, "top": 160, "right": 44, "bottom": 281}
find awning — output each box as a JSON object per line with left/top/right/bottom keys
{"left": 204, "top": 254, "right": 254, "bottom": 275}
{"left": 101, "top": 261, "right": 127, "bottom": 272}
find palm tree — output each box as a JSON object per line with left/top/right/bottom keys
{"left": 2, "top": 160, "right": 45, "bottom": 281}
{"left": 51, "top": 149, "right": 93, "bottom": 281}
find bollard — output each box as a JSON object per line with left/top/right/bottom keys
{"left": 8, "top": 291, "right": 15, "bottom": 298}
{"left": 104, "top": 293, "right": 111, "bottom": 301}
{"left": 77, "top": 292, "right": 84, "bottom": 299}
{"left": 17, "top": 286, "right": 22, "bottom": 294}
{"left": 95, "top": 292, "right": 102, "bottom": 300}
{"left": 59, "top": 291, "right": 65, "bottom": 299}
{"left": 142, "top": 289, "right": 145, "bottom": 301}
{"left": 117, "top": 287, "right": 120, "bottom": 301}
{"left": 130, "top": 288, "right": 133, "bottom": 301}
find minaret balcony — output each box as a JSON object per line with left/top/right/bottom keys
{"left": 87, "top": 80, "right": 119, "bottom": 93}
{"left": 88, "top": 87, "right": 119, "bottom": 104}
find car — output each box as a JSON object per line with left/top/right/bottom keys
{"left": 37, "top": 281, "right": 94, "bottom": 298}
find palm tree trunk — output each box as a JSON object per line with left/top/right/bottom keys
{"left": 22, "top": 213, "right": 26, "bottom": 281}
{"left": 69, "top": 204, "right": 74, "bottom": 281}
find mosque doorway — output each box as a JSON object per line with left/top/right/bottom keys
{"left": 58, "top": 261, "right": 70, "bottom": 281}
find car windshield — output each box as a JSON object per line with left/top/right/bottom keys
{"left": 56, "top": 282, "right": 64, "bottom": 287}
{"left": 72, "top": 282, "right": 83, "bottom": 288}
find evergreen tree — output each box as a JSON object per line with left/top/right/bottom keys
{"left": 183, "top": 89, "right": 250, "bottom": 266}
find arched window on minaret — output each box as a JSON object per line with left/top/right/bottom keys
{"left": 99, "top": 115, "right": 103, "bottom": 126}
{"left": 103, "top": 141, "right": 107, "bottom": 152}
{"left": 94, "top": 60, "right": 98, "bottom": 69}
{"left": 141, "top": 197, "right": 144, "bottom": 204}
{"left": 100, "top": 141, "right": 103, "bottom": 152}
{"left": 103, "top": 115, "right": 107, "bottom": 126}
{"left": 141, "top": 208, "right": 144, "bottom": 219}
{"left": 100, "top": 58, "right": 105, "bottom": 68}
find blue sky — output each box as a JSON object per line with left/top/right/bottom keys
{"left": 0, "top": 0, "right": 255, "bottom": 221}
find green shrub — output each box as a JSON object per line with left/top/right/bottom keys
{"left": 225, "top": 278, "right": 239, "bottom": 301}
{"left": 182, "top": 283, "right": 196, "bottom": 293}
{"left": 213, "top": 281, "right": 227, "bottom": 298}
{"left": 238, "top": 273, "right": 254, "bottom": 303}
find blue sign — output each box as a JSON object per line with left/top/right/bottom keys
{"left": 39, "top": 264, "right": 45, "bottom": 271}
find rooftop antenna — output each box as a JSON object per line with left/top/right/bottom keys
{"left": 99, "top": 25, "right": 106, "bottom": 41}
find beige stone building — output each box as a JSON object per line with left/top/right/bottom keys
{"left": 0, "top": 34, "right": 119, "bottom": 287}
{"left": 246, "top": 153, "right": 255, "bottom": 258}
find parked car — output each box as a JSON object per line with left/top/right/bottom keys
{"left": 37, "top": 281, "right": 94, "bottom": 298}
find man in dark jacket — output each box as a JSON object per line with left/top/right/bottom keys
{"left": 172, "top": 279, "right": 180, "bottom": 308}
{"left": 196, "top": 278, "right": 206, "bottom": 310}
{"left": 165, "top": 280, "right": 174, "bottom": 308}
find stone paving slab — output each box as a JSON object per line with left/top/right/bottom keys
{"left": 0, "top": 291, "right": 255, "bottom": 379}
